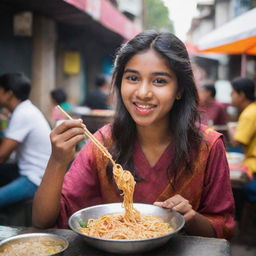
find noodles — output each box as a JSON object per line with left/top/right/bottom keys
{"left": 79, "top": 163, "right": 173, "bottom": 239}
{"left": 79, "top": 213, "right": 173, "bottom": 239}
{"left": 113, "top": 164, "right": 140, "bottom": 222}
{"left": 0, "top": 240, "right": 64, "bottom": 256}
{"left": 56, "top": 106, "right": 173, "bottom": 240}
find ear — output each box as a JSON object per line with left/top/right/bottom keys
{"left": 240, "top": 91, "right": 247, "bottom": 100}
{"left": 6, "top": 90, "right": 14, "bottom": 98}
{"left": 176, "top": 92, "right": 181, "bottom": 100}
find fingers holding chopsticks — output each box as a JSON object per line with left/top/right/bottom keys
{"left": 50, "top": 119, "right": 85, "bottom": 163}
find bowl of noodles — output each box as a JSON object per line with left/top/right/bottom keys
{"left": 68, "top": 202, "right": 185, "bottom": 254}
{"left": 0, "top": 233, "right": 69, "bottom": 256}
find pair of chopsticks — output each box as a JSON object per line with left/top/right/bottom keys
{"left": 57, "top": 105, "right": 115, "bottom": 166}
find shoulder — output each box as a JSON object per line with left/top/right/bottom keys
{"left": 200, "top": 124, "right": 223, "bottom": 149}
{"left": 213, "top": 100, "right": 226, "bottom": 110}
{"left": 13, "top": 100, "right": 40, "bottom": 117}
{"left": 201, "top": 124, "right": 222, "bottom": 140}
{"left": 94, "top": 124, "right": 112, "bottom": 138}
{"left": 78, "top": 124, "right": 113, "bottom": 166}
{"left": 10, "top": 101, "right": 50, "bottom": 132}
{"left": 82, "top": 124, "right": 113, "bottom": 151}
{"left": 240, "top": 102, "right": 256, "bottom": 119}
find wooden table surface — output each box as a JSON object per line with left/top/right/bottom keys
{"left": 0, "top": 225, "right": 231, "bottom": 256}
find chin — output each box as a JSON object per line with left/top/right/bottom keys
{"left": 134, "top": 119, "right": 155, "bottom": 128}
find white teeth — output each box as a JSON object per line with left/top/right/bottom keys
{"left": 136, "top": 104, "right": 153, "bottom": 109}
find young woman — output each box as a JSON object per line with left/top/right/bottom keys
{"left": 32, "top": 30, "right": 235, "bottom": 239}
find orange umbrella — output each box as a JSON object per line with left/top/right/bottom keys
{"left": 199, "top": 36, "right": 256, "bottom": 55}
{"left": 197, "top": 8, "right": 256, "bottom": 55}
{"left": 197, "top": 8, "right": 256, "bottom": 75}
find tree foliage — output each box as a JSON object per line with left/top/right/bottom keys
{"left": 144, "top": 0, "right": 174, "bottom": 33}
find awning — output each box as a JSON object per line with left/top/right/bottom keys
{"left": 184, "top": 42, "right": 227, "bottom": 63}
{"left": 197, "top": 8, "right": 256, "bottom": 55}
{"left": 64, "top": 0, "right": 140, "bottom": 40}
{"left": 1, "top": 0, "right": 141, "bottom": 41}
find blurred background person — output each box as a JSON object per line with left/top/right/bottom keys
{"left": 228, "top": 77, "right": 256, "bottom": 202}
{"left": 84, "top": 74, "right": 113, "bottom": 110}
{"left": 50, "top": 88, "right": 73, "bottom": 125}
{"left": 198, "top": 83, "right": 227, "bottom": 126}
{"left": 0, "top": 107, "right": 9, "bottom": 139}
{"left": 0, "top": 72, "right": 51, "bottom": 208}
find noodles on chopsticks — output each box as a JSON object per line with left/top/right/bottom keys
{"left": 57, "top": 106, "right": 173, "bottom": 239}
{"left": 113, "top": 164, "right": 140, "bottom": 222}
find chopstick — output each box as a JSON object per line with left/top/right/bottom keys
{"left": 56, "top": 105, "right": 116, "bottom": 166}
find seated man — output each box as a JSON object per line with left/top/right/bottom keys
{"left": 84, "top": 74, "right": 112, "bottom": 110}
{"left": 198, "top": 83, "right": 227, "bottom": 126}
{"left": 228, "top": 77, "right": 256, "bottom": 201}
{"left": 0, "top": 73, "right": 51, "bottom": 208}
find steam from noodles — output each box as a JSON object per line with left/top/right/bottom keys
{"left": 79, "top": 163, "right": 173, "bottom": 239}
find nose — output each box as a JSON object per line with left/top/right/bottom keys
{"left": 135, "top": 81, "right": 152, "bottom": 100}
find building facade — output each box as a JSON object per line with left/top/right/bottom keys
{"left": 188, "top": 0, "right": 256, "bottom": 83}
{"left": 0, "top": 0, "right": 142, "bottom": 117}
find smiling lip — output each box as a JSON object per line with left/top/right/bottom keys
{"left": 133, "top": 103, "right": 156, "bottom": 115}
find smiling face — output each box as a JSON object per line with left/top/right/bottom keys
{"left": 121, "top": 48, "right": 179, "bottom": 129}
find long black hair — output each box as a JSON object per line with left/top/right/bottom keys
{"left": 107, "top": 30, "right": 202, "bottom": 186}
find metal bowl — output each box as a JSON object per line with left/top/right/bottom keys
{"left": 68, "top": 203, "right": 185, "bottom": 254}
{"left": 0, "top": 233, "right": 69, "bottom": 255}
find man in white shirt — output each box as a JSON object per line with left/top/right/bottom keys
{"left": 0, "top": 73, "right": 51, "bottom": 208}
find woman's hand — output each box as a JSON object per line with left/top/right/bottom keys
{"left": 33, "top": 119, "right": 86, "bottom": 228}
{"left": 154, "top": 194, "right": 196, "bottom": 221}
{"left": 50, "top": 119, "right": 85, "bottom": 165}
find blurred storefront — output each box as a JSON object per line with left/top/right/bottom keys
{"left": 188, "top": 1, "right": 256, "bottom": 84}
{"left": 197, "top": 7, "right": 256, "bottom": 78}
{"left": 0, "top": 0, "right": 142, "bottom": 116}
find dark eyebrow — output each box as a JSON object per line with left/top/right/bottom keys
{"left": 152, "top": 72, "right": 172, "bottom": 78}
{"left": 124, "top": 69, "right": 172, "bottom": 78}
{"left": 123, "top": 69, "right": 139, "bottom": 74}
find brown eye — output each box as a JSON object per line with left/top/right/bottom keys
{"left": 126, "top": 75, "right": 138, "bottom": 82}
{"left": 153, "top": 78, "right": 167, "bottom": 86}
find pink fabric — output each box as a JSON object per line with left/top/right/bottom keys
{"left": 51, "top": 107, "right": 66, "bottom": 122}
{"left": 198, "top": 139, "right": 235, "bottom": 238}
{"left": 57, "top": 125, "right": 235, "bottom": 239}
{"left": 200, "top": 100, "right": 227, "bottom": 125}
{"left": 132, "top": 140, "right": 170, "bottom": 203}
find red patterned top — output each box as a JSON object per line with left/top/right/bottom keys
{"left": 58, "top": 125, "right": 235, "bottom": 239}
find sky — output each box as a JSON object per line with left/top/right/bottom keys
{"left": 162, "top": 0, "right": 200, "bottom": 41}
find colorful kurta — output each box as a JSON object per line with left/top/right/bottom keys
{"left": 58, "top": 124, "right": 235, "bottom": 240}
{"left": 234, "top": 102, "right": 256, "bottom": 174}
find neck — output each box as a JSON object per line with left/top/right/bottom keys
{"left": 136, "top": 123, "right": 171, "bottom": 147}
{"left": 240, "top": 100, "right": 252, "bottom": 111}
{"left": 205, "top": 98, "right": 214, "bottom": 106}
{"left": 8, "top": 98, "right": 23, "bottom": 112}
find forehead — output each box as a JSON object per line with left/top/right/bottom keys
{"left": 125, "top": 49, "right": 172, "bottom": 72}
{"left": 200, "top": 88, "right": 210, "bottom": 94}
